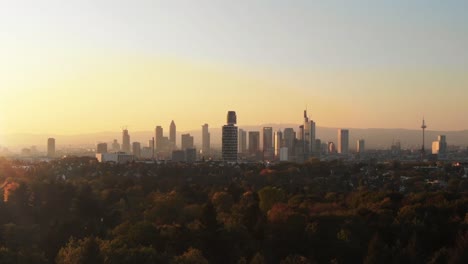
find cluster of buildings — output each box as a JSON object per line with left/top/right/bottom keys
{"left": 221, "top": 110, "right": 353, "bottom": 163}
{"left": 32, "top": 112, "right": 450, "bottom": 164}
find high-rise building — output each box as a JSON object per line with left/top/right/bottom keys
{"left": 132, "top": 142, "right": 141, "bottom": 158}
{"left": 238, "top": 129, "right": 247, "bottom": 154}
{"left": 96, "top": 143, "right": 108, "bottom": 154}
{"left": 47, "top": 138, "right": 55, "bottom": 157}
{"left": 186, "top": 148, "right": 197, "bottom": 163}
{"left": 222, "top": 111, "right": 238, "bottom": 162}
{"left": 432, "top": 135, "right": 447, "bottom": 155}
{"left": 170, "top": 120, "right": 176, "bottom": 149}
{"left": 328, "top": 142, "right": 336, "bottom": 154}
{"left": 155, "top": 126, "right": 163, "bottom": 151}
{"left": 357, "top": 139, "right": 365, "bottom": 154}
{"left": 338, "top": 129, "right": 349, "bottom": 154}
{"left": 248, "top": 131, "right": 260, "bottom": 155}
{"left": 274, "top": 130, "right": 283, "bottom": 158}
{"left": 202, "top": 124, "right": 210, "bottom": 155}
{"left": 283, "top": 128, "right": 296, "bottom": 159}
{"left": 181, "top": 133, "right": 194, "bottom": 150}
{"left": 112, "top": 139, "right": 120, "bottom": 152}
{"left": 263, "top": 127, "right": 274, "bottom": 160}
{"left": 303, "top": 110, "right": 316, "bottom": 156}
{"left": 122, "top": 129, "right": 131, "bottom": 153}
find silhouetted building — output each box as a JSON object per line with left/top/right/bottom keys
{"left": 155, "top": 126, "right": 163, "bottom": 151}
{"left": 181, "top": 133, "right": 194, "bottom": 150}
{"left": 47, "top": 138, "right": 55, "bottom": 157}
{"left": 96, "top": 143, "right": 108, "bottom": 154}
{"left": 357, "top": 139, "right": 365, "bottom": 154}
{"left": 432, "top": 135, "right": 447, "bottom": 156}
{"left": 96, "top": 152, "right": 134, "bottom": 164}
{"left": 283, "top": 128, "right": 296, "bottom": 160}
{"left": 172, "top": 150, "right": 185, "bottom": 162}
{"left": 303, "top": 110, "right": 316, "bottom": 156}
{"left": 222, "top": 111, "right": 238, "bottom": 162}
{"left": 170, "top": 120, "right": 176, "bottom": 149}
{"left": 112, "top": 139, "right": 120, "bottom": 152}
{"left": 132, "top": 142, "right": 141, "bottom": 158}
{"left": 238, "top": 129, "right": 247, "bottom": 154}
{"left": 248, "top": 131, "right": 260, "bottom": 155}
{"left": 421, "top": 118, "right": 427, "bottom": 159}
{"left": 338, "top": 129, "right": 349, "bottom": 154}
{"left": 186, "top": 148, "right": 197, "bottom": 163}
{"left": 122, "top": 129, "right": 130, "bottom": 153}
{"left": 263, "top": 127, "right": 274, "bottom": 160}
{"left": 202, "top": 124, "right": 210, "bottom": 155}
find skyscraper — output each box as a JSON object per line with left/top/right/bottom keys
{"left": 202, "top": 124, "right": 210, "bottom": 155}
{"left": 181, "top": 133, "right": 194, "bottom": 150}
{"left": 274, "top": 130, "right": 283, "bottom": 158}
{"left": 338, "top": 129, "right": 349, "bottom": 154}
{"left": 96, "top": 143, "right": 108, "bottom": 154}
{"left": 132, "top": 142, "right": 141, "bottom": 158}
{"left": 303, "top": 110, "right": 316, "bottom": 156}
{"left": 47, "top": 138, "right": 55, "bottom": 157}
{"left": 122, "top": 129, "right": 130, "bottom": 153}
{"left": 222, "top": 111, "right": 238, "bottom": 162}
{"left": 283, "top": 128, "right": 296, "bottom": 159}
{"left": 263, "top": 127, "right": 274, "bottom": 160}
{"left": 112, "top": 139, "right": 120, "bottom": 152}
{"left": 248, "top": 131, "right": 260, "bottom": 155}
{"left": 357, "top": 139, "right": 365, "bottom": 154}
{"left": 432, "top": 135, "right": 447, "bottom": 156}
{"left": 155, "top": 126, "right": 163, "bottom": 151}
{"left": 170, "top": 120, "right": 176, "bottom": 149}
{"left": 238, "top": 129, "right": 247, "bottom": 154}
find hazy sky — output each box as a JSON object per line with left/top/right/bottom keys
{"left": 0, "top": 0, "right": 467, "bottom": 138}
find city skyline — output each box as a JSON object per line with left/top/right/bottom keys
{"left": 1, "top": 1, "right": 468, "bottom": 138}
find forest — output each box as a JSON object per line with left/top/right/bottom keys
{"left": 0, "top": 157, "right": 467, "bottom": 263}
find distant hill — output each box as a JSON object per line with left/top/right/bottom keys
{"left": 2, "top": 125, "right": 468, "bottom": 151}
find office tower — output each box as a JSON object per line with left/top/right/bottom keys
{"left": 96, "top": 143, "right": 108, "bottom": 154}
{"left": 303, "top": 110, "right": 316, "bottom": 156}
{"left": 222, "top": 111, "right": 238, "bottom": 162}
{"left": 432, "top": 135, "right": 447, "bottom": 155}
{"left": 227, "top": 111, "right": 237, "bottom": 125}
{"left": 202, "top": 124, "right": 210, "bottom": 155}
{"left": 328, "top": 142, "right": 336, "bottom": 154}
{"left": 357, "top": 139, "right": 365, "bottom": 154}
{"left": 186, "top": 148, "right": 197, "bottom": 163}
{"left": 421, "top": 118, "right": 427, "bottom": 159}
{"left": 47, "top": 138, "right": 55, "bottom": 157}
{"left": 314, "top": 139, "right": 321, "bottom": 157}
{"left": 238, "top": 129, "right": 247, "bottom": 154}
{"left": 283, "top": 128, "right": 295, "bottom": 158}
{"left": 274, "top": 130, "right": 283, "bottom": 158}
{"left": 132, "top": 142, "right": 141, "bottom": 158}
{"left": 112, "top": 139, "right": 120, "bottom": 152}
{"left": 122, "top": 129, "right": 131, "bottom": 153}
{"left": 298, "top": 125, "right": 304, "bottom": 140}
{"left": 248, "top": 131, "right": 260, "bottom": 155}
{"left": 172, "top": 150, "right": 185, "bottom": 162}
{"left": 338, "top": 129, "right": 349, "bottom": 154}
{"left": 263, "top": 127, "right": 274, "bottom": 160}
{"left": 181, "top": 133, "right": 194, "bottom": 150}
{"left": 148, "top": 139, "right": 154, "bottom": 148}
{"left": 155, "top": 126, "right": 163, "bottom": 150}
{"left": 170, "top": 120, "right": 176, "bottom": 149}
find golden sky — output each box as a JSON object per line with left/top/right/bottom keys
{"left": 1, "top": 1, "right": 467, "bottom": 138}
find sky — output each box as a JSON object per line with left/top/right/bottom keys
{"left": 0, "top": 0, "right": 467, "bottom": 139}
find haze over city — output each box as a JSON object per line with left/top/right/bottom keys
{"left": 1, "top": 0, "right": 468, "bottom": 143}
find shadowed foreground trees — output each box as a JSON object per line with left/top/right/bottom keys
{"left": 0, "top": 158, "right": 467, "bottom": 263}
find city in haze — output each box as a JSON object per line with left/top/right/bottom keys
{"left": 1, "top": 2, "right": 468, "bottom": 264}
{"left": 1, "top": 0, "right": 468, "bottom": 140}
